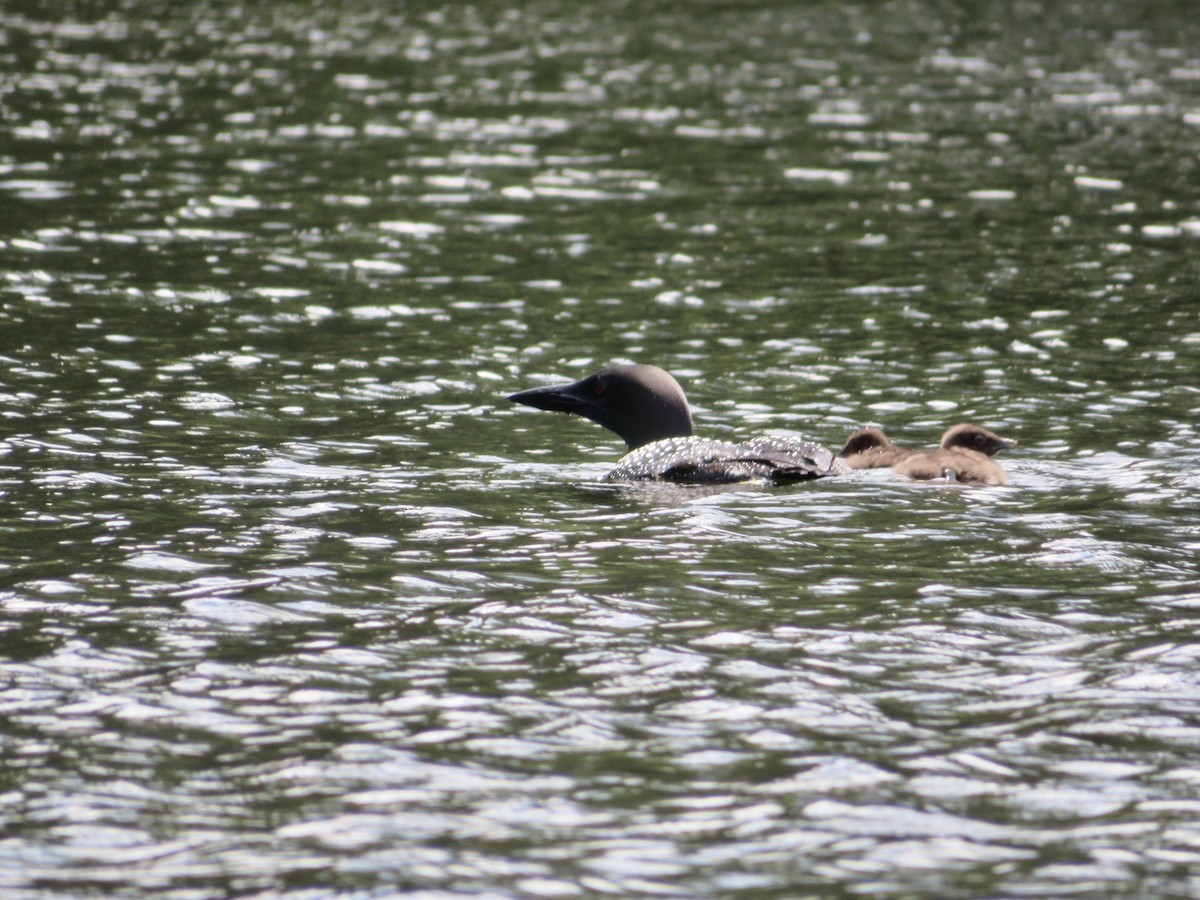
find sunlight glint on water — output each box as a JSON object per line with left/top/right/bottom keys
{"left": 1, "top": 2, "right": 1200, "bottom": 897}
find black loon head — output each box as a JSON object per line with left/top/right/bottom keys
{"left": 939, "top": 423, "right": 1016, "bottom": 457}
{"left": 507, "top": 364, "right": 695, "bottom": 450}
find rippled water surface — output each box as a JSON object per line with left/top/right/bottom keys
{"left": 3, "top": 1, "right": 1200, "bottom": 897}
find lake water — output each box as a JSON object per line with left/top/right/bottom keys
{"left": 2, "top": 1, "right": 1200, "bottom": 897}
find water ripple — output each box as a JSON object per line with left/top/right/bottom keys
{"left": 3, "top": 1, "right": 1200, "bottom": 897}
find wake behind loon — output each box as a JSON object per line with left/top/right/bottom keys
{"left": 507, "top": 364, "right": 847, "bottom": 483}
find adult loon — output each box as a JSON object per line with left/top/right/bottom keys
{"left": 841, "top": 423, "right": 1015, "bottom": 485}
{"left": 507, "top": 364, "right": 847, "bottom": 483}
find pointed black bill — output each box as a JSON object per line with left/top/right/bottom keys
{"left": 507, "top": 381, "right": 595, "bottom": 415}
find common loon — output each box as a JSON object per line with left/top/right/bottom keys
{"left": 507, "top": 364, "right": 847, "bottom": 483}
{"left": 841, "top": 423, "right": 1015, "bottom": 485}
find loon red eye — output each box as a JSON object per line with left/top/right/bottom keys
{"left": 594, "top": 381, "right": 606, "bottom": 396}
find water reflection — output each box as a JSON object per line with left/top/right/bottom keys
{"left": 2, "top": 0, "right": 1200, "bottom": 896}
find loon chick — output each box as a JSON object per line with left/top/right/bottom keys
{"left": 896, "top": 423, "right": 1016, "bottom": 486}
{"left": 840, "top": 427, "right": 913, "bottom": 470}
{"left": 507, "top": 364, "right": 847, "bottom": 483}
{"left": 842, "top": 423, "right": 1016, "bottom": 485}
{"left": 938, "top": 423, "right": 1016, "bottom": 459}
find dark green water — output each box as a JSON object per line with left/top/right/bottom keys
{"left": 2, "top": 1, "right": 1200, "bottom": 897}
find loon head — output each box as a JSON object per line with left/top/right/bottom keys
{"left": 939, "top": 423, "right": 1016, "bottom": 457}
{"left": 507, "top": 364, "right": 695, "bottom": 450}
{"left": 840, "top": 427, "right": 893, "bottom": 457}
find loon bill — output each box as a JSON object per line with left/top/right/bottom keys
{"left": 507, "top": 363, "right": 847, "bottom": 483}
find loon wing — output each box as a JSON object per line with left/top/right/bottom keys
{"left": 609, "top": 437, "right": 747, "bottom": 482}
{"left": 736, "top": 436, "right": 848, "bottom": 479}
{"left": 608, "top": 436, "right": 847, "bottom": 483}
